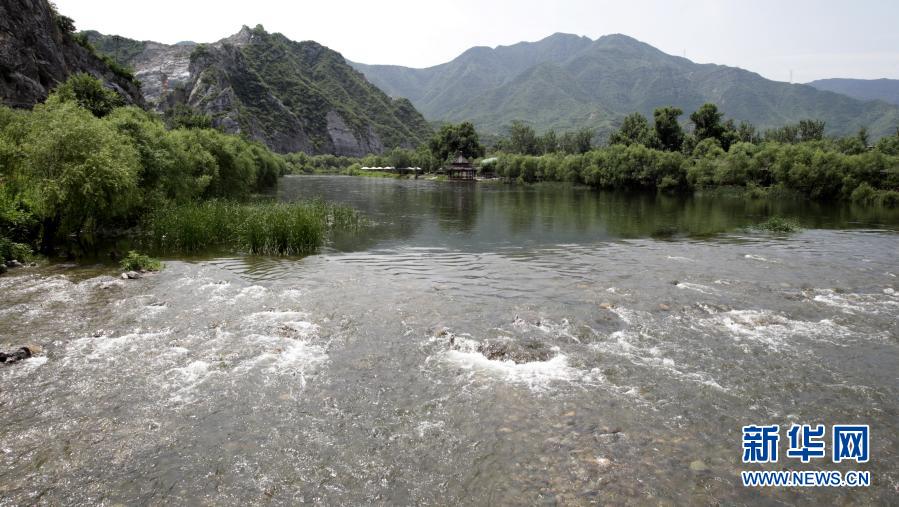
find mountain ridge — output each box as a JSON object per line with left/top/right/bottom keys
{"left": 807, "top": 78, "right": 899, "bottom": 106}
{"left": 84, "top": 25, "right": 432, "bottom": 155}
{"left": 351, "top": 33, "right": 899, "bottom": 139}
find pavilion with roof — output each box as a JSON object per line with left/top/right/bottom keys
{"left": 446, "top": 153, "right": 476, "bottom": 180}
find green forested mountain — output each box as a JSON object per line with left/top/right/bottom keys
{"left": 352, "top": 33, "right": 899, "bottom": 140}
{"left": 84, "top": 26, "right": 432, "bottom": 155}
{"left": 807, "top": 78, "right": 899, "bottom": 106}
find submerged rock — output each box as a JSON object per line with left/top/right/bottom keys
{"left": 689, "top": 459, "right": 709, "bottom": 472}
{"left": 476, "top": 339, "right": 554, "bottom": 364}
{"left": 0, "top": 346, "right": 32, "bottom": 364}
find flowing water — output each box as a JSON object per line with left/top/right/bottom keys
{"left": 1, "top": 175, "right": 898, "bottom": 505}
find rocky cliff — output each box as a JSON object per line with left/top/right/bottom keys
{"left": 0, "top": 0, "right": 143, "bottom": 108}
{"left": 86, "top": 26, "right": 431, "bottom": 156}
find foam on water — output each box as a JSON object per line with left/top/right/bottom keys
{"left": 416, "top": 420, "right": 446, "bottom": 438}
{"left": 518, "top": 317, "right": 582, "bottom": 343}
{"left": 69, "top": 329, "right": 173, "bottom": 362}
{"left": 0, "top": 356, "right": 48, "bottom": 379}
{"left": 694, "top": 309, "right": 851, "bottom": 351}
{"left": 676, "top": 282, "right": 718, "bottom": 295}
{"left": 810, "top": 289, "right": 899, "bottom": 315}
{"left": 432, "top": 332, "right": 599, "bottom": 391}
{"left": 590, "top": 327, "right": 728, "bottom": 393}
{"left": 444, "top": 349, "right": 593, "bottom": 390}
{"left": 744, "top": 254, "right": 774, "bottom": 263}
{"left": 168, "top": 360, "right": 220, "bottom": 402}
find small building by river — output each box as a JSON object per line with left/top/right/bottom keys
{"left": 447, "top": 154, "right": 476, "bottom": 180}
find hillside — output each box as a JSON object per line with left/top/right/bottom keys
{"left": 352, "top": 33, "right": 899, "bottom": 140}
{"left": 807, "top": 78, "right": 899, "bottom": 106}
{"left": 85, "top": 26, "right": 432, "bottom": 155}
{"left": 0, "top": 0, "right": 143, "bottom": 108}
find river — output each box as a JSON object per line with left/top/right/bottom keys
{"left": 1, "top": 175, "right": 897, "bottom": 504}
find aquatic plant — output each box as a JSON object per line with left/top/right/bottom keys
{"left": 755, "top": 216, "right": 801, "bottom": 233}
{"left": 145, "top": 200, "right": 364, "bottom": 255}
{"left": 120, "top": 250, "right": 163, "bottom": 271}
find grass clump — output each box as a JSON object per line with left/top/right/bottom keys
{"left": 120, "top": 250, "right": 163, "bottom": 271}
{"left": 145, "top": 200, "right": 364, "bottom": 255}
{"left": 755, "top": 216, "right": 801, "bottom": 233}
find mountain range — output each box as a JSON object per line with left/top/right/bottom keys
{"left": 807, "top": 78, "right": 899, "bottom": 107}
{"left": 4, "top": 1, "right": 898, "bottom": 153}
{"left": 82, "top": 25, "right": 432, "bottom": 156}
{"left": 352, "top": 33, "right": 899, "bottom": 140}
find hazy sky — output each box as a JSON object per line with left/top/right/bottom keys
{"left": 55, "top": 0, "right": 899, "bottom": 82}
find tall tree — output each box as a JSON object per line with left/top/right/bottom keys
{"left": 797, "top": 119, "right": 825, "bottom": 141}
{"left": 428, "top": 122, "right": 485, "bottom": 162}
{"left": 539, "top": 129, "right": 558, "bottom": 154}
{"left": 609, "top": 113, "right": 653, "bottom": 147}
{"left": 559, "top": 128, "right": 594, "bottom": 154}
{"left": 653, "top": 107, "right": 684, "bottom": 151}
{"left": 689, "top": 103, "right": 725, "bottom": 143}
{"left": 736, "top": 121, "right": 759, "bottom": 143}
{"left": 507, "top": 121, "right": 540, "bottom": 155}
{"left": 857, "top": 126, "right": 869, "bottom": 147}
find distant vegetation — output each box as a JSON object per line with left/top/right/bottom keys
{"left": 280, "top": 104, "right": 899, "bottom": 208}
{"left": 484, "top": 104, "right": 899, "bottom": 206}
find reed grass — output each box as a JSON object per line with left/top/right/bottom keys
{"left": 145, "top": 200, "right": 364, "bottom": 255}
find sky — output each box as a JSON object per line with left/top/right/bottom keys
{"left": 54, "top": 0, "right": 899, "bottom": 83}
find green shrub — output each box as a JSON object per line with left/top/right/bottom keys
{"left": 850, "top": 182, "right": 878, "bottom": 205}
{"left": 120, "top": 250, "right": 162, "bottom": 271}
{"left": 755, "top": 216, "right": 800, "bottom": 233}
{"left": 14, "top": 100, "right": 140, "bottom": 249}
{"left": 879, "top": 190, "right": 899, "bottom": 208}
{"left": 0, "top": 236, "right": 32, "bottom": 263}
{"left": 48, "top": 73, "right": 123, "bottom": 118}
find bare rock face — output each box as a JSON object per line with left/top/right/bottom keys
{"left": 130, "top": 41, "right": 194, "bottom": 106}
{"left": 326, "top": 110, "right": 383, "bottom": 157}
{"left": 0, "top": 0, "right": 143, "bottom": 108}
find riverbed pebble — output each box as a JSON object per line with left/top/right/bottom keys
{"left": 689, "top": 459, "right": 708, "bottom": 472}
